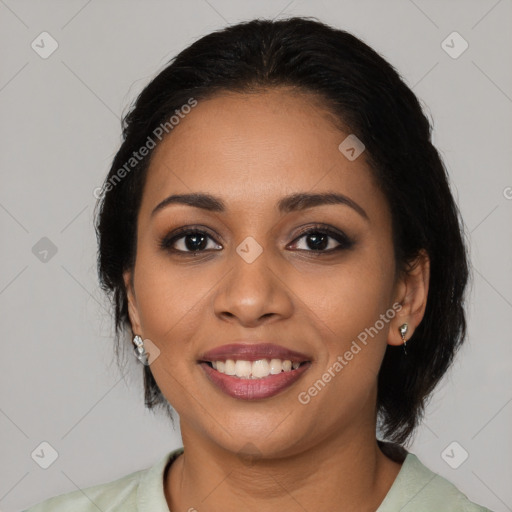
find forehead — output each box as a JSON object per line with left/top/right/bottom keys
{"left": 141, "top": 89, "right": 387, "bottom": 220}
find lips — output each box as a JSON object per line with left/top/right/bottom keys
{"left": 198, "top": 342, "right": 312, "bottom": 400}
{"left": 199, "top": 342, "right": 311, "bottom": 363}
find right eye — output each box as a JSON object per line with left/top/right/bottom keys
{"left": 159, "top": 228, "right": 223, "bottom": 254}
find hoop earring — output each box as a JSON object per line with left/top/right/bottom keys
{"left": 399, "top": 323, "right": 409, "bottom": 356}
{"left": 132, "top": 334, "right": 149, "bottom": 365}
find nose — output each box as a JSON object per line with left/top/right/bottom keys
{"left": 212, "top": 246, "right": 294, "bottom": 327}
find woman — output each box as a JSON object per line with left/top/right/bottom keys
{"left": 24, "top": 16, "right": 493, "bottom": 512}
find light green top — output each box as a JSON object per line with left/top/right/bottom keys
{"left": 23, "top": 447, "right": 492, "bottom": 511}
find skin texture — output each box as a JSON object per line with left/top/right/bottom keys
{"left": 124, "top": 88, "right": 430, "bottom": 511}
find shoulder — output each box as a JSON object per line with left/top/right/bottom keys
{"left": 22, "top": 468, "right": 143, "bottom": 512}
{"left": 22, "top": 448, "right": 183, "bottom": 512}
{"left": 378, "top": 451, "right": 493, "bottom": 512}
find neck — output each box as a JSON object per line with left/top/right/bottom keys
{"left": 165, "top": 422, "right": 403, "bottom": 512}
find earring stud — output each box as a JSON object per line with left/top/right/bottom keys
{"left": 132, "top": 334, "right": 149, "bottom": 365}
{"left": 399, "top": 323, "right": 408, "bottom": 356}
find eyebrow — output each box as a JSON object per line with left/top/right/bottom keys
{"left": 151, "top": 192, "right": 369, "bottom": 221}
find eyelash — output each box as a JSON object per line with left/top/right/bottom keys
{"left": 159, "top": 224, "right": 354, "bottom": 255}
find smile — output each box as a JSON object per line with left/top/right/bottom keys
{"left": 199, "top": 358, "right": 311, "bottom": 400}
{"left": 207, "top": 358, "right": 306, "bottom": 378}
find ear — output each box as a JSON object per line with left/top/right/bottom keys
{"left": 123, "top": 270, "right": 143, "bottom": 335}
{"left": 388, "top": 249, "right": 430, "bottom": 347}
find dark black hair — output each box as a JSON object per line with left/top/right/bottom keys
{"left": 95, "top": 16, "right": 470, "bottom": 445}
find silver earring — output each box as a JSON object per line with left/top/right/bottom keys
{"left": 399, "top": 323, "right": 408, "bottom": 356}
{"left": 132, "top": 335, "right": 149, "bottom": 365}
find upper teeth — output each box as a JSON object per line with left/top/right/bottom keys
{"left": 211, "top": 359, "right": 302, "bottom": 379}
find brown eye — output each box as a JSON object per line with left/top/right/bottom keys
{"left": 160, "top": 228, "right": 222, "bottom": 253}
{"left": 288, "top": 226, "right": 354, "bottom": 252}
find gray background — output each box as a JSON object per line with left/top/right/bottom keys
{"left": 1, "top": 1, "right": 511, "bottom": 511}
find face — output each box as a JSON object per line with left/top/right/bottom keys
{"left": 124, "top": 88, "right": 419, "bottom": 458}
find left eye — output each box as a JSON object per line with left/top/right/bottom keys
{"left": 288, "top": 228, "right": 352, "bottom": 252}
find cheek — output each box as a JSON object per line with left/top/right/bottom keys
{"left": 296, "top": 266, "right": 394, "bottom": 420}
{"left": 132, "top": 247, "right": 216, "bottom": 343}
{"left": 299, "top": 254, "right": 393, "bottom": 346}
{"left": 298, "top": 255, "right": 396, "bottom": 409}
